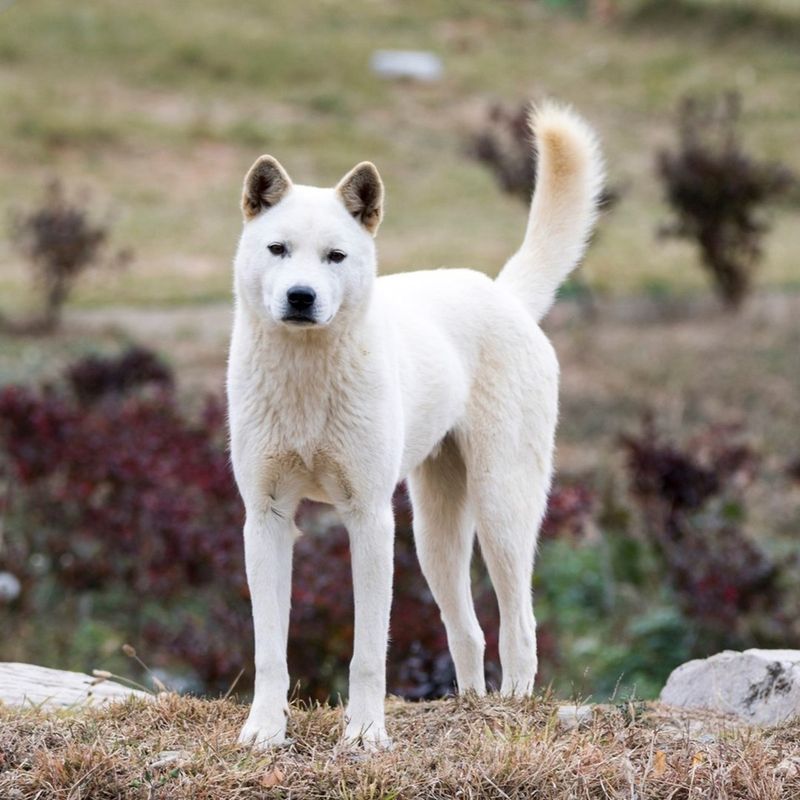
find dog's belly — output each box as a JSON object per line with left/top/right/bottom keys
{"left": 392, "top": 339, "right": 471, "bottom": 479}
{"left": 397, "top": 374, "right": 469, "bottom": 477}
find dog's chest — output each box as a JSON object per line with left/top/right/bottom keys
{"left": 257, "top": 443, "right": 360, "bottom": 508}
{"left": 232, "top": 362, "right": 372, "bottom": 504}
{"left": 298, "top": 447, "right": 356, "bottom": 505}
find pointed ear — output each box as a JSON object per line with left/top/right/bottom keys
{"left": 335, "top": 161, "right": 384, "bottom": 235}
{"left": 241, "top": 156, "right": 292, "bottom": 221}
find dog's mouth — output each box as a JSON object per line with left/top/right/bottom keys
{"left": 278, "top": 309, "right": 335, "bottom": 328}
{"left": 281, "top": 313, "right": 318, "bottom": 326}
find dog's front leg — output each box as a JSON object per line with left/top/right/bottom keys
{"left": 238, "top": 508, "right": 294, "bottom": 748}
{"left": 342, "top": 504, "right": 394, "bottom": 749}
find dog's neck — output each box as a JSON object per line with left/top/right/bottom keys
{"left": 231, "top": 299, "right": 374, "bottom": 450}
{"left": 234, "top": 298, "right": 371, "bottom": 378}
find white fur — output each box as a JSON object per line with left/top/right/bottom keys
{"left": 227, "top": 102, "right": 605, "bottom": 749}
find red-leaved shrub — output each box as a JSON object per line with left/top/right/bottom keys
{"left": 620, "top": 419, "right": 789, "bottom": 641}
{"left": 0, "top": 348, "right": 587, "bottom": 698}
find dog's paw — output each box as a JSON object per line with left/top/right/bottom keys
{"left": 238, "top": 711, "right": 288, "bottom": 749}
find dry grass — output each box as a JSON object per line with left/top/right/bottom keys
{"left": 1, "top": 693, "right": 798, "bottom": 799}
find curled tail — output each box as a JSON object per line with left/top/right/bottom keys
{"left": 496, "top": 102, "right": 605, "bottom": 321}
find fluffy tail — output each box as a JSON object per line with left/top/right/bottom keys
{"left": 496, "top": 102, "right": 605, "bottom": 321}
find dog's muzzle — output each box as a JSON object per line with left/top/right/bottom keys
{"left": 282, "top": 285, "right": 317, "bottom": 324}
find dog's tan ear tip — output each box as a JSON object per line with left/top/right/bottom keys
{"left": 242, "top": 155, "right": 292, "bottom": 220}
{"left": 336, "top": 161, "right": 384, "bottom": 234}
{"left": 350, "top": 160, "right": 383, "bottom": 188}
{"left": 251, "top": 153, "right": 285, "bottom": 171}
{"left": 355, "top": 160, "right": 380, "bottom": 174}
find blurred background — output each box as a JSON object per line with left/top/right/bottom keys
{"left": 0, "top": 0, "right": 798, "bottom": 704}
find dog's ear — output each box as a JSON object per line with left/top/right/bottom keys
{"left": 335, "top": 162, "right": 384, "bottom": 235}
{"left": 242, "top": 156, "right": 292, "bottom": 221}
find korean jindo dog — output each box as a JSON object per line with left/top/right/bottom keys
{"left": 227, "top": 102, "right": 604, "bottom": 748}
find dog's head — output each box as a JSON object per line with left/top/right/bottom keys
{"left": 233, "top": 155, "right": 383, "bottom": 330}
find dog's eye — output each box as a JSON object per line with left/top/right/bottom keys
{"left": 327, "top": 249, "right": 347, "bottom": 264}
{"left": 268, "top": 242, "right": 287, "bottom": 257}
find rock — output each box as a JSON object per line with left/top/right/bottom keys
{"left": 0, "top": 572, "right": 21, "bottom": 602}
{"left": 556, "top": 704, "right": 594, "bottom": 730}
{"left": 0, "top": 662, "right": 151, "bottom": 709}
{"left": 148, "top": 750, "right": 192, "bottom": 770}
{"left": 776, "top": 756, "right": 800, "bottom": 779}
{"left": 369, "top": 50, "right": 443, "bottom": 82}
{"left": 660, "top": 649, "right": 800, "bottom": 725}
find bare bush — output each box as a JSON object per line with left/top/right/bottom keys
{"left": 657, "top": 93, "right": 795, "bottom": 309}
{"left": 4, "top": 181, "right": 131, "bottom": 334}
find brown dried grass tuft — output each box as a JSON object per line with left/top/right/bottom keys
{"left": 1, "top": 694, "right": 798, "bottom": 799}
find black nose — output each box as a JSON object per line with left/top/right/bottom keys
{"left": 287, "top": 286, "right": 316, "bottom": 310}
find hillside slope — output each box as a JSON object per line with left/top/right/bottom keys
{"left": 0, "top": 0, "right": 798, "bottom": 308}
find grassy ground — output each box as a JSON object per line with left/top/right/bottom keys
{"left": 1, "top": 0, "right": 798, "bottom": 763}
{"left": 2, "top": 693, "right": 798, "bottom": 799}
{"left": 0, "top": 0, "right": 798, "bottom": 313}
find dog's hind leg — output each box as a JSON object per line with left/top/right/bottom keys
{"left": 468, "top": 451, "right": 551, "bottom": 697}
{"left": 407, "top": 434, "right": 486, "bottom": 695}
{"left": 462, "top": 338, "right": 558, "bottom": 697}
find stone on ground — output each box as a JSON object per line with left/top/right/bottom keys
{"left": 0, "top": 662, "right": 150, "bottom": 709}
{"left": 660, "top": 649, "right": 800, "bottom": 725}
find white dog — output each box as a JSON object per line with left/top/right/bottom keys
{"left": 227, "top": 102, "right": 604, "bottom": 748}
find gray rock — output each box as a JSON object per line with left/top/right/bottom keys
{"left": 660, "top": 649, "right": 800, "bottom": 725}
{"left": 149, "top": 750, "right": 192, "bottom": 770}
{"left": 370, "top": 50, "right": 443, "bottom": 82}
{"left": 0, "top": 572, "right": 21, "bottom": 602}
{"left": 556, "top": 704, "right": 594, "bottom": 730}
{"left": 0, "top": 662, "right": 151, "bottom": 709}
